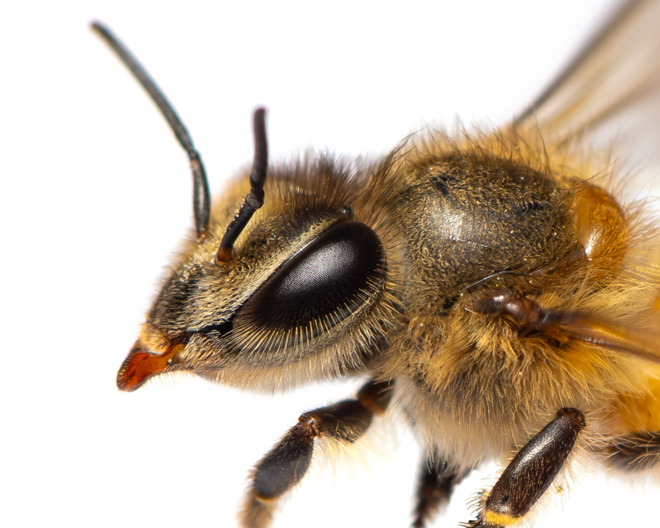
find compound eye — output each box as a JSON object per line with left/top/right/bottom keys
{"left": 234, "top": 221, "right": 386, "bottom": 353}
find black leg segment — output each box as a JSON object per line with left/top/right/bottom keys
{"left": 412, "top": 455, "right": 471, "bottom": 528}
{"left": 467, "top": 408, "right": 585, "bottom": 528}
{"left": 239, "top": 379, "right": 393, "bottom": 528}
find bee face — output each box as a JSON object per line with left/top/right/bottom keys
{"left": 122, "top": 160, "right": 399, "bottom": 392}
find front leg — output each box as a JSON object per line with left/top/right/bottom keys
{"left": 239, "top": 379, "right": 393, "bottom": 528}
{"left": 467, "top": 408, "right": 585, "bottom": 528}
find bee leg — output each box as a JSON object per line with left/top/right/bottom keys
{"left": 412, "top": 455, "right": 471, "bottom": 528}
{"left": 604, "top": 431, "right": 660, "bottom": 470}
{"left": 466, "top": 408, "right": 585, "bottom": 528}
{"left": 239, "top": 379, "right": 393, "bottom": 528}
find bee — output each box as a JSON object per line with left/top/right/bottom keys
{"left": 94, "top": 1, "right": 660, "bottom": 526}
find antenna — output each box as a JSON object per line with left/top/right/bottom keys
{"left": 91, "top": 22, "right": 211, "bottom": 240}
{"left": 216, "top": 108, "right": 268, "bottom": 262}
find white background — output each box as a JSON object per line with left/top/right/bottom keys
{"left": 1, "top": 1, "right": 658, "bottom": 527}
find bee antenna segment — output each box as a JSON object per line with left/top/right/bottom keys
{"left": 90, "top": 21, "right": 211, "bottom": 241}
{"left": 216, "top": 108, "right": 268, "bottom": 262}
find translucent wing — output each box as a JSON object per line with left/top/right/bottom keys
{"left": 551, "top": 312, "right": 660, "bottom": 366}
{"left": 512, "top": 0, "right": 660, "bottom": 365}
{"left": 515, "top": 0, "right": 660, "bottom": 175}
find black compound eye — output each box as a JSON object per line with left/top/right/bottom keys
{"left": 234, "top": 221, "right": 386, "bottom": 352}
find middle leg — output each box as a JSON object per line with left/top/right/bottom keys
{"left": 467, "top": 408, "right": 586, "bottom": 528}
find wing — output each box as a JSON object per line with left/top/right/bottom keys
{"left": 515, "top": 0, "right": 660, "bottom": 175}
{"left": 511, "top": 0, "right": 660, "bottom": 365}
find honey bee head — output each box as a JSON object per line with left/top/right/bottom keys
{"left": 118, "top": 113, "right": 398, "bottom": 393}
